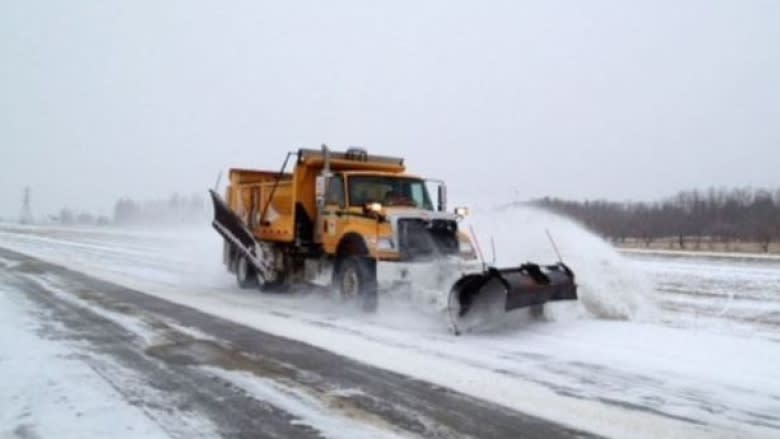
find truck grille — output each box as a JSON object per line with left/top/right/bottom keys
{"left": 397, "top": 218, "right": 459, "bottom": 260}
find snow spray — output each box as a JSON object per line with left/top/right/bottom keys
{"left": 463, "top": 204, "right": 656, "bottom": 321}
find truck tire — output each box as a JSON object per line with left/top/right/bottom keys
{"left": 530, "top": 303, "right": 544, "bottom": 319}
{"left": 337, "top": 256, "right": 378, "bottom": 312}
{"left": 236, "top": 256, "right": 257, "bottom": 289}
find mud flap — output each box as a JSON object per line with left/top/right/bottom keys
{"left": 448, "top": 263, "right": 577, "bottom": 334}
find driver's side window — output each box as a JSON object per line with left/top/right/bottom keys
{"left": 325, "top": 175, "right": 345, "bottom": 208}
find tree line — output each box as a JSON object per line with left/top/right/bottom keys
{"left": 15, "top": 192, "right": 208, "bottom": 227}
{"left": 113, "top": 193, "right": 208, "bottom": 225}
{"left": 54, "top": 209, "right": 111, "bottom": 226}
{"left": 531, "top": 187, "right": 780, "bottom": 252}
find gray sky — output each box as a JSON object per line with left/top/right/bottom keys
{"left": 1, "top": 1, "right": 779, "bottom": 218}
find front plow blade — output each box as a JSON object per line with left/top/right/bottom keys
{"left": 448, "top": 263, "right": 577, "bottom": 334}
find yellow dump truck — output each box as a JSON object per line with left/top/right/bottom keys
{"left": 210, "top": 146, "right": 576, "bottom": 333}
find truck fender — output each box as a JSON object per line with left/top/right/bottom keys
{"left": 334, "top": 232, "right": 370, "bottom": 278}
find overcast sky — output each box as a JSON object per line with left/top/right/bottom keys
{"left": 1, "top": 1, "right": 778, "bottom": 218}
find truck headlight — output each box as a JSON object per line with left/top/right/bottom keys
{"left": 376, "top": 237, "right": 395, "bottom": 251}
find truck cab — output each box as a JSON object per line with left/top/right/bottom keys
{"left": 320, "top": 170, "right": 475, "bottom": 262}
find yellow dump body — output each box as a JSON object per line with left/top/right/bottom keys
{"left": 225, "top": 149, "right": 406, "bottom": 246}
{"left": 226, "top": 169, "right": 295, "bottom": 242}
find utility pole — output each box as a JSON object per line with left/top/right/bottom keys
{"left": 19, "top": 186, "right": 33, "bottom": 224}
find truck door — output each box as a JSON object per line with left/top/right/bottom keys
{"left": 321, "top": 173, "right": 347, "bottom": 254}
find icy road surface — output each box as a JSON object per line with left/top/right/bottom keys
{"left": 1, "top": 209, "right": 779, "bottom": 438}
{"left": 2, "top": 248, "right": 582, "bottom": 439}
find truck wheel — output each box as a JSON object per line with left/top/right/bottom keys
{"left": 236, "top": 256, "right": 257, "bottom": 289}
{"left": 337, "top": 256, "right": 378, "bottom": 312}
{"left": 530, "top": 303, "right": 544, "bottom": 319}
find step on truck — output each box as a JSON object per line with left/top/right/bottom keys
{"left": 210, "top": 145, "right": 577, "bottom": 333}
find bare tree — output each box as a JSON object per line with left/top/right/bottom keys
{"left": 533, "top": 186, "right": 780, "bottom": 252}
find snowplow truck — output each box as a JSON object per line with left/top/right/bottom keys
{"left": 210, "top": 146, "right": 577, "bottom": 333}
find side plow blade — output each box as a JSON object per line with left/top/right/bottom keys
{"left": 447, "top": 263, "right": 577, "bottom": 334}
{"left": 209, "top": 189, "right": 272, "bottom": 279}
{"left": 209, "top": 189, "right": 257, "bottom": 256}
{"left": 208, "top": 190, "right": 280, "bottom": 286}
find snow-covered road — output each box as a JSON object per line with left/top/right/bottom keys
{"left": 4, "top": 248, "right": 573, "bottom": 439}
{"left": 2, "top": 211, "right": 779, "bottom": 438}
{"left": 0, "top": 273, "right": 187, "bottom": 439}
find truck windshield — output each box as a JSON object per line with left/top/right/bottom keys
{"left": 348, "top": 176, "right": 433, "bottom": 210}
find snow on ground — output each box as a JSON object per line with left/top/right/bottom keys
{"left": 631, "top": 251, "right": 780, "bottom": 341}
{"left": 1, "top": 257, "right": 415, "bottom": 439}
{"left": 623, "top": 247, "right": 780, "bottom": 261}
{"left": 30, "top": 274, "right": 164, "bottom": 345}
{"left": 0, "top": 281, "right": 171, "bottom": 439}
{"left": 204, "top": 367, "right": 407, "bottom": 439}
{"left": 2, "top": 208, "right": 780, "bottom": 438}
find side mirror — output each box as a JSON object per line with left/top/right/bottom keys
{"left": 437, "top": 185, "right": 447, "bottom": 212}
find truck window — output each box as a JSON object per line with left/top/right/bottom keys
{"left": 325, "top": 175, "right": 345, "bottom": 207}
{"left": 410, "top": 184, "right": 427, "bottom": 209}
{"left": 348, "top": 176, "right": 433, "bottom": 210}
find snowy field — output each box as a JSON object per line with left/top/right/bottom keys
{"left": 2, "top": 207, "right": 779, "bottom": 438}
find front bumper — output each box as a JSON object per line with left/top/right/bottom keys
{"left": 376, "top": 257, "right": 484, "bottom": 292}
